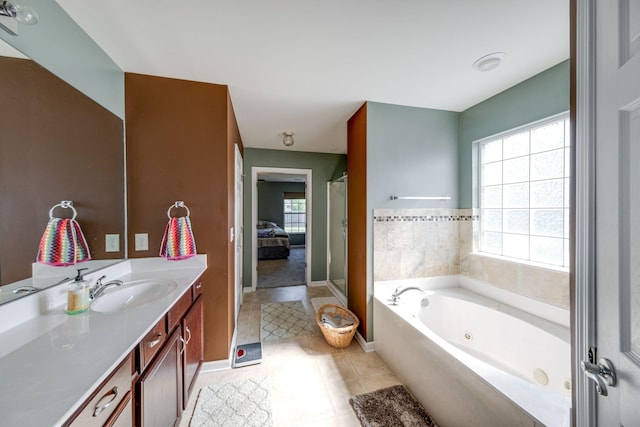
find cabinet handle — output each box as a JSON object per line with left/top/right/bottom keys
{"left": 179, "top": 336, "right": 187, "bottom": 355}
{"left": 195, "top": 283, "right": 202, "bottom": 290}
{"left": 185, "top": 326, "right": 192, "bottom": 345}
{"left": 92, "top": 386, "right": 118, "bottom": 417}
{"left": 147, "top": 333, "right": 163, "bottom": 348}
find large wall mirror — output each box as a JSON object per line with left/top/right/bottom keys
{"left": 0, "top": 1, "right": 126, "bottom": 305}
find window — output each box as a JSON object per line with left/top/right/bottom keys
{"left": 284, "top": 196, "right": 306, "bottom": 233}
{"left": 477, "top": 113, "right": 570, "bottom": 268}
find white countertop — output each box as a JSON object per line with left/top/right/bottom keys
{"left": 0, "top": 256, "right": 207, "bottom": 427}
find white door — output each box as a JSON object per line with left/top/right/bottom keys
{"left": 234, "top": 145, "right": 243, "bottom": 322}
{"left": 580, "top": 0, "right": 640, "bottom": 424}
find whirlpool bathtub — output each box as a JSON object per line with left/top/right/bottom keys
{"left": 373, "top": 275, "right": 571, "bottom": 427}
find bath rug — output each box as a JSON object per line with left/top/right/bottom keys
{"left": 190, "top": 376, "right": 273, "bottom": 427}
{"left": 260, "top": 300, "right": 315, "bottom": 341}
{"left": 349, "top": 385, "right": 439, "bottom": 427}
{"left": 310, "top": 296, "right": 342, "bottom": 313}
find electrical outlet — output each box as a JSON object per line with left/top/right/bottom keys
{"left": 135, "top": 233, "right": 149, "bottom": 251}
{"left": 105, "top": 234, "right": 120, "bottom": 252}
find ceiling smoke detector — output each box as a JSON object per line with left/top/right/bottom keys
{"left": 472, "top": 52, "right": 506, "bottom": 72}
{"left": 282, "top": 131, "right": 294, "bottom": 147}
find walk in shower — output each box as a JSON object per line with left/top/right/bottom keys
{"left": 327, "top": 174, "right": 348, "bottom": 300}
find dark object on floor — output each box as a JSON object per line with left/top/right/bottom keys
{"left": 233, "top": 342, "right": 263, "bottom": 368}
{"left": 349, "top": 385, "right": 439, "bottom": 427}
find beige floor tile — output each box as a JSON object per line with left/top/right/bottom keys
{"left": 181, "top": 284, "right": 401, "bottom": 427}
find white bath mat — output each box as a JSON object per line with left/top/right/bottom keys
{"left": 190, "top": 376, "right": 273, "bottom": 427}
{"left": 260, "top": 300, "right": 315, "bottom": 341}
{"left": 310, "top": 297, "right": 342, "bottom": 313}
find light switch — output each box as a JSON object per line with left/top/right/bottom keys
{"left": 135, "top": 233, "right": 149, "bottom": 251}
{"left": 105, "top": 234, "right": 120, "bottom": 252}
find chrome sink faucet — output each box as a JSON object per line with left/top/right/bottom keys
{"left": 390, "top": 286, "right": 425, "bottom": 305}
{"left": 90, "top": 275, "right": 123, "bottom": 300}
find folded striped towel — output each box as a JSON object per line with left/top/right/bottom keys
{"left": 36, "top": 218, "right": 91, "bottom": 266}
{"left": 160, "top": 216, "right": 197, "bottom": 260}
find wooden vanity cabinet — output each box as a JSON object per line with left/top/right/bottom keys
{"left": 64, "top": 280, "right": 204, "bottom": 427}
{"left": 135, "top": 280, "right": 204, "bottom": 426}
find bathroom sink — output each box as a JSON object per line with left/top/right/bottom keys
{"left": 91, "top": 279, "right": 177, "bottom": 313}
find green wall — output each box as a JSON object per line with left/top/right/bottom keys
{"left": 257, "top": 181, "right": 306, "bottom": 245}
{"left": 458, "top": 60, "right": 570, "bottom": 208}
{"left": 243, "top": 148, "right": 347, "bottom": 286}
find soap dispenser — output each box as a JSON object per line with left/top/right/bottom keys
{"left": 67, "top": 268, "right": 89, "bottom": 315}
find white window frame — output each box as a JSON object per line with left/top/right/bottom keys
{"left": 283, "top": 198, "right": 306, "bottom": 233}
{"left": 475, "top": 111, "right": 571, "bottom": 269}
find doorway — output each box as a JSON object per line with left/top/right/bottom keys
{"left": 251, "top": 167, "right": 312, "bottom": 291}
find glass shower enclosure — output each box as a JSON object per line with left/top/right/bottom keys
{"left": 327, "top": 175, "right": 347, "bottom": 298}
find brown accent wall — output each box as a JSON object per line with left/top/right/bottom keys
{"left": 347, "top": 103, "right": 368, "bottom": 338}
{"left": 0, "top": 57, "right": 124, "bottom": 285}
{"left": 125, "top": 73, "right": 240, "bottom": 361}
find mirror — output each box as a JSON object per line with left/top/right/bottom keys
{"left": 0, "top": 18, "right": 125, "bottom": 305}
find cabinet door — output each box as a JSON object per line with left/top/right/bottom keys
{"left": 182, "top": 295, "right": 203, "bottom": 408}
{"left": 136, "top": 327, "right": 183, "bottom": 427}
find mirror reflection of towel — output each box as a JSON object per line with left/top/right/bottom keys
{"left": 36, "top": 218, "right": 91, "bottom": 266}
{"left": 160, "top": 216, "right": 197, "bottom": 260}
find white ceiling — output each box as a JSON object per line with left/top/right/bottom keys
{"left": 258, "top": 172, "right": 306, "bottom": 183}
{"left": 55, "top": 0, "right": 569, "bottom": 155}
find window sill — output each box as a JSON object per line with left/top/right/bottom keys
{"left": 469, "top": 252, "right": 569, "bottom": 274}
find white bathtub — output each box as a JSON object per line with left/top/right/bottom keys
{"left": 374, "top": 275, "right": 572, "bottom": 427}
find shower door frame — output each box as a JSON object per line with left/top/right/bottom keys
{"left": 326, "top": 177, "right": 348, "bottom": 305}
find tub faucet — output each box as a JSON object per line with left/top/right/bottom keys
{"left": 90, "top": 275, "right": 123, "bottom": 300}
{"left": 390, "top": 286, "right": 425, "bottom": 305}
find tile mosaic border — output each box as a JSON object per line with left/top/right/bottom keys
{"left": 374, "top": 215, "right": 479, "bottom": 222}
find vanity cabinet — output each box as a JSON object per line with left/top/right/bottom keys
{"left": 134, "top": 279, "right": 204, "bottom": 426}
{"left": 62, "top": 280, "right": 204, "bottom": 427}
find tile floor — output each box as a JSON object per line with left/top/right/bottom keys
{"left": 180, "top": 285, "right": 401, "bottom": 426}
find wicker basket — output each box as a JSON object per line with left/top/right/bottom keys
{"left": 316, "top": 304, "right": 360, "bottom": 349}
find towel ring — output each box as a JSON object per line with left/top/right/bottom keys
{"left": 49, "top": 201, "right": 77, "bottom": 220}
{"left": 167, "top": 201, "right": 191, "bottom": 219}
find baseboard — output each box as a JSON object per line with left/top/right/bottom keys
{"left": 201, "top": 358, "right": 231, "bottom": 372}
{"left": 355, "top": 331, "right": 375, "bottom": 352}
{"left": 309, "top": 280, "right": 327, "bottom": 287}
{"left": 200, "top": 324, "right": 238, "bottom": 373}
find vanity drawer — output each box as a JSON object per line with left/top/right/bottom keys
{"left": 139, "top": 318, "right": 167, "bottom": 370}
{"left": 65, "top": 353, "right": 133, "bottom": 427}
{"left": 192, "top": 280, "right": 203, "bottom": 300}
{"left": 167, "top": 289, "right": 192, "bottom": 333}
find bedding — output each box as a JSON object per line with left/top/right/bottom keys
{"left": 257, "top": 220, "right": 291, "bottom": 259}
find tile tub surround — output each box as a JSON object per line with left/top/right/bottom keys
{"left": 0, "top": 256, "right": 207, "bottom": 427}
{"left": 374, "top": 208, "right": 570, "bottom": 309}
{"left": 373, "top": 209, "right": 477, "bottom": 281}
